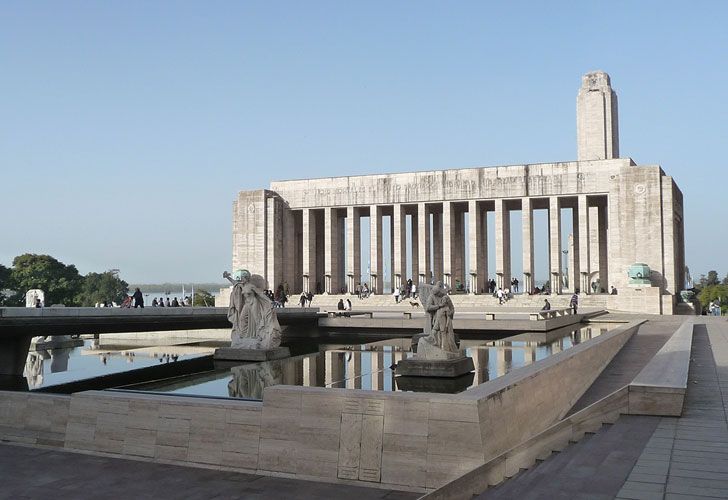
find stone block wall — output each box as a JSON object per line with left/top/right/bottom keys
{"left": 0, "top": 321, "right": 639, "bottom": 492}
{"left": 0, "top": 392, "right": 69, "bottom": 447}
{"left": 462, "top": 319, "right": 638, "bottom": 462}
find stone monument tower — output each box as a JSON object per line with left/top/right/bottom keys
{"left": 577, "top": 70, "right": 619, "bottom": 161}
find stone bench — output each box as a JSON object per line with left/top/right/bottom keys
{"left": 628, "top": 318, "right": 694, "bottom": 416}
{"left": 325, "top": 311, "right": 373, "bottom": 319}
{"left": 528, "top": 308, "right": 573, "bottom": 321}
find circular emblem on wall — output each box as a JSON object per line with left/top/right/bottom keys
{"left": 247, "top": 203, "right": 255, "bottom": 214}
{"left": 634, "top": 184, "right": 646, "bottom": 195}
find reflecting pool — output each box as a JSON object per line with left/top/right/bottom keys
{"left": 125, "top": 323, "right": 615, "bottom": 398}
{"left": 23, "top": 339, "right": 213, "bottom": 389}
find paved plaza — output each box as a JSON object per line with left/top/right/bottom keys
{"left": 0, "top": 443, "right": 417, "bottom": 500}
{"left": 480, "top": 317, "right": 728, "bottom": 499}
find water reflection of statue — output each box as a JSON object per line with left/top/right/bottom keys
{"left": 223, "top": 269, "right": 282, "bottom": 349}
{"left": 227, "top": 361, "right": 283, "bottom": 400}
{"left": 24, "top": 352, "right": 44, "bottom": 388}
{"left": 418, "top": 282, "right": 458, "bottom": 355}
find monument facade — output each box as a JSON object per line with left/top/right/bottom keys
{"left": 227, "top": 72, "right": 685, "bottom": 314}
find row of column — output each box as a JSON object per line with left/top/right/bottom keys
{"left": 301, "top": 197, "right": 608, "bottom": 295}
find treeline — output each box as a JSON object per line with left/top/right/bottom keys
{"left": 0, "top": 254, "right": 129, "bottom": 306}
{"left": 695, "top": 270, "right": 728, "bottom": 313}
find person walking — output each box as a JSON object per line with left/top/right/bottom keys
{"left": 299, "top": 293, "right": 307, "bottom": 307}
{"left": 570, "top": 293, "right": 579, "bottom": 314}
{"left": 132, "top": 288, "right": 144, "bottom": 308}
{"left": 394, "top": 288, "right": 400, "bottom": 303}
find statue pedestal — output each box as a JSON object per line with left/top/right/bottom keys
{"left": 32, "top": 336, "right": 84, "bottom": 350}
{"left": 395, "top": 372, "right": 474, "bottom": 393}
{"left": 396, "top": 356, "right": 474, "bottom": 378}
{"left": 213, "top": 347, "right": 290, "bottom": 362}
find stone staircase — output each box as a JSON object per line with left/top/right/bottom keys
{"left": 306, "top": 292, "right": 610, "bottom": 311}
{"left": 475, "top": 415, "right": 658, "bottom": 499}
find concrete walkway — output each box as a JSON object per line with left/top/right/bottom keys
{"left": 479, "top": 318, "right": 728, "bottom": 499}
{"left": 569, "top": 316, "right": 683, "bottom": 414}
{"left": 0, "top": 443, "right": 418, "bottom": 500}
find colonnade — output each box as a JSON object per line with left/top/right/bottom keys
{"left": 299, "top": 195, "right": 609, "bottom": 295}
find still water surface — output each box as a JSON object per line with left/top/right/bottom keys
{"left": 126, "top": 323, "right": 615, "bottom": 398}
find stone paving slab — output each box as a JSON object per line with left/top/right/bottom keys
{"left": 0, "top": 442, "right": 418, "bottom": 500}
{"left": 475, "top": 318, "right": 728, "bottom": 499}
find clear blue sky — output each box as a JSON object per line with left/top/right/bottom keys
{"left": 2, "top": 1, "right": 726, "bottom": 284}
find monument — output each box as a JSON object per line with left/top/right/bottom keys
{"left": 214, "top": 269, "right": 290, "bottom": 361}
{"left": 395, "top": 282, "right": 475, "bottom": 378}
{"left": 221, "top": 71, "right": 686, "bottom": 315}
{"left": 25, "top": 289, "right": 44, "bottom": 308}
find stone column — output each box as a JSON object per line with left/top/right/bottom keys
{"left": 417, "top": 203, "right": 431, "bottom": 284}
{"left": 370, "top": 351, "right": 384, "bottom": 391}
{"left": 411, "top": 209, "right": 419, "bottom": 282}
{"left": 393, "top": 204, "right": 406, "bottom": 292}
{"left": 432, "top": 209, "right": 443, "bottom": 283}
{"left": 345, "top": 351, "right": 362, "bottom": 389}
{"left": 302, "top": 355, "right": 316, "bottom": 387}
{"left": 302, "top": 208, "right": 316, "bottom": 294}
{"left": 324, "top": 208, "right": 340, "bottom": 294}
{"left": 468, "top": 200, "right": 485, "bottom": 294}
{"left": 495, "top": 199, "right": 511, "bottom": 290}
{"left": 571, "top": 203, "right": 581, "bottom": 292}
{"left": 598, "top": 203, "right": 609, "bottom": 292}
{"left": 522, "top": 198, "right": 534, "bottom": 294}
{"left": 549, "top": 197, "right": 562, "bottom": 294}
{"left": 589, "top": 205, "right": 600, "bottom": 292}
{"left": 442, "top": 202, "right": 453, "bottom": 289}
{"left": 577, "top": 195, "right": 590, "bottom": 294}
{"left": 370, "top": 205, "right": 383, "bottom": 294}
{"left": 346, "top": 206, "right": 361, "bottom": 295}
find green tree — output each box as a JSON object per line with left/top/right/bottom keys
{"left": 698, "top": 284, "right": 728, "bottom": 313}
{"left": 193, "top": 289, "right": 216, "bottom": 307}
{"left": 722, "top": 273, "right": 728, "bottom": 286}
{"left": 9, "top": 254, "right": 84, "bottom": 306}
{"left": 78, "top": 271, "right": 129, "bottom": 306}
{"left": 0, "top": 263, "right": 10, "bottom": 305}
{"left": 707, "top": 270, "right": 720, "bottom": 286}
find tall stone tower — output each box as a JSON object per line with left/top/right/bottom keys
{"left": 577, "top": 71, "right": 619, "bottom": 161}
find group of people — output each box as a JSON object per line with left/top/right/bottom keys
{"left": 393, "top": 279, "right": 418, "bottom": 303}
{"left": 267, "top": 284, "right": 289, "bottom": 307}
{"left": 299, "top": 291, "right": 315, "bottom": 307}
{"left": 539, "top": 293, "right": 579, "bottom": 314}
{"left": 337, "top": 298, "right": 353, "bottom": 311}
{"left": 354, "top": 283, "right": 371, "bottom": 299}
{"left": 150, "top": 295, "right": 192, "bottom": 308}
